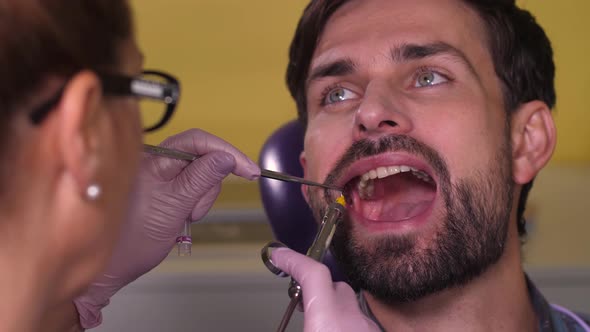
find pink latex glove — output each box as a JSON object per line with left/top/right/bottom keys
{"left": 74, "top": 129, "right": 260, "bottom": 328}
{"left": 271, "top": 247, "right": 381, "bottom": 332}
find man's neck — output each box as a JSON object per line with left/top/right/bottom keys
{"left": 364, "top": 235, "right": 537, "bottom": 332}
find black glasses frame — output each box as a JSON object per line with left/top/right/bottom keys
{"left": 29, "top": 70, "right": 180, "bottom": 133}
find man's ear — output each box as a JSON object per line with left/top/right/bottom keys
{"left": 57, "top": 71, "right": 104, "bottom": 196}
{"left": 510, "top": 100, "right": 556, "bottom": 185}
{"left": 299, "top": 150, "right": 310, "bottom": 205}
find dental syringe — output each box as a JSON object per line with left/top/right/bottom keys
{"left": 276, "top": 195, "right": 347, "bottom": 332}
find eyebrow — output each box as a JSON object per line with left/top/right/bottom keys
{"left": 391, "top": 42, "right": 477, "bottom": 77}
{"left": 307, "top": 58, "right": 357, "bottom": 85}
{"left": 307, "top": 41, "right": 478, "bottom": 85}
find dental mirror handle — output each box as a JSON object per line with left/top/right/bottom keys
{"left": 143, "top": 144, "right": 341, "bottom": 191}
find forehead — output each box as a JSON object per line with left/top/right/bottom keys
{"left": 312, "top": 0, "right": 490, "bottom": 68}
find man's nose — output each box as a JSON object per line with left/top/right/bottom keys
{"left": 353, "top": 82, "right": 412, "bottom": 140}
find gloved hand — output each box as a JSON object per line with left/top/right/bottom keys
{"left": 73, "top": 129, "right": 260, "bottom": 328}
{"left": 271, "top": 247, "right": 381, "bottom": 332}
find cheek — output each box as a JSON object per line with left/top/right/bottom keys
{"left": 117, "top": 102, "right": 142, "bottom": 166}
{"left": 303, "top": 114, "right": 353, "bottom": 181}
{"left": 105, "top": 104, "right": 142, "bottom": 216}
{"left": 122, "top": 101, "right": 143, "bottom": 143}
{"left": 423, "top": 105, "right": 507, "bottom": 178}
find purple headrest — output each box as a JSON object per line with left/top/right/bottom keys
{"left": 258, "top": 120, "right": 345, "bottom": 281}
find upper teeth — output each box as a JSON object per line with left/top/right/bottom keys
{"left": 361, "top": 165, "right": 413, "bottom": 182}
{"left": 357, "top": 165, "right": 433, "bottom": 199}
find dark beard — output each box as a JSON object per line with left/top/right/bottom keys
{"left": 309, "top": 134, "right": 513, "bottom": 304}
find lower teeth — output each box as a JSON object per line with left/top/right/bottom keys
{"left": 359, "top": 179, "right": 374, "bottom": 199}
{"left": 356, "top": 171, "right": 433, "bottom": 199}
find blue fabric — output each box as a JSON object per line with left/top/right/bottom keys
{"left": 548, "top": 307, "right": 590, "bottom": 332}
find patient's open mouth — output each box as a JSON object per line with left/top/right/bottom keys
{"left": 343, "top": 165, "right": 437, "bottom": 222}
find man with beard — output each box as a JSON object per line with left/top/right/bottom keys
{"left": 269, "top": 0, "right": 590, "bottom": 331}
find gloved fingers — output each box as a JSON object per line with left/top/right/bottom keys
{"left": 151, "top": 184, "right": 222, "bottom": 240}
{"left": 333, "top": 281, "right": 356, "bottom": 299}
{"left": 332, "top": 281, "right": 361, "bottom": 311}
{"left": 303, "top": 282, "right": 381, "bottom": 332}
{"left": 190, "top": 183, "right": 222, "bottom": 221}
{"left": 271, "top": 248, "right": 335, "bottom": 309}
{"left": 142, "top": 152, "right": 190, "bottom": 182}
{"left": 172, "top": 150, "right": 235, "bottom": 198}
{"left": 160, "top": 128, "right": 260, "bottom": 180}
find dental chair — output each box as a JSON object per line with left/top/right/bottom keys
{"left": 258, "top": 120, "right": 346, "bottom": 282}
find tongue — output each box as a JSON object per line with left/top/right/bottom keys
{"left": 354, "top": 172, "right": 436, "bottom": 222}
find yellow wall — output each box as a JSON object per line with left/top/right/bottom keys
{"left": 132, "top": 0, "right": 590, "bottom": 164}
{"left": 517, "top": 0, "right": 590, "bottom": 164}
{"left": 132, "top": 1, "right": 307, "bottom": 161}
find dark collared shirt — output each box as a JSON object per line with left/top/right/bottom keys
{"left": 358, "top": 275, "right": 590, "bottom": 331}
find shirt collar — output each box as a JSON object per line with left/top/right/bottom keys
{"left": 527, "top": 274, "right": 559, "bottom": 332}
{"left": 358, "top": 274, "right": 562, "bottom": 332}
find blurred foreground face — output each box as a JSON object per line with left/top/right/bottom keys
{"left": 90, "top": 36, "right": 145, "bottom": 259}
{"left": 55, "top": 36, "right": 145, "bottom": 302}
{"left": 301, "top": 0, "right": 516, "bottom": 303}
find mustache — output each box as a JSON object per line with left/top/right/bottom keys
{"left": 322, "top": 135, "right": 450, "bottom": 203}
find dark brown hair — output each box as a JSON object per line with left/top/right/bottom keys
{"left": 286, "top": 0, "right": 556, "bottom": 237}
{"left": 0, "top": 0, "right": 133, "bottom": 132}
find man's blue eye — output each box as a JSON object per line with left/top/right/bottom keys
{"left": 415, "top": 70, "right": 448, "bottom": 87}
{"left": 325, "top": 87, "right": 355, "bottom": 104}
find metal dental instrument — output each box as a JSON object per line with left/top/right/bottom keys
{"left": 143, "top": 143, "right": 342, "bottom": 257}
{"left": 275, "top": 195, "right": 347, "bottom": 332}
{"left": 143, "top": 144, "right": 342, "bottom": 191}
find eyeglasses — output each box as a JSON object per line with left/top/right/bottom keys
{"left": 30, "top": 70, "right": 180, "bottom": 133}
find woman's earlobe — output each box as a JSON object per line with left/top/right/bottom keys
{"left": 510, "top": 101, "right": 556, "bottom": 185}
{"left": 57, "top": 71, "right": 104, "bottom": 199}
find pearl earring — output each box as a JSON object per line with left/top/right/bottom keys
{"left": 86, "top": 184, "right": 101, "bottom": 201}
